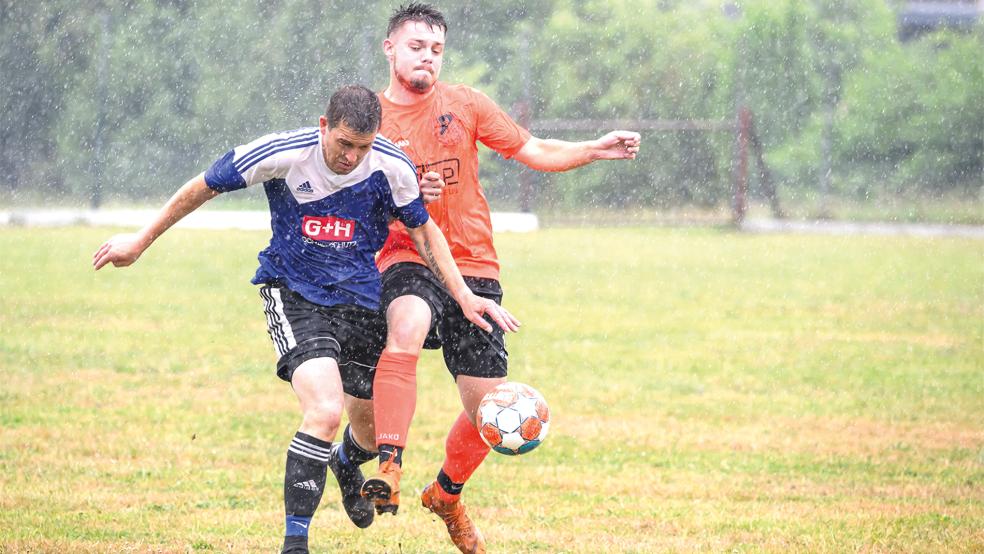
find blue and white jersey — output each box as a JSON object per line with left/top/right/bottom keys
{"left": 204, "top": 127, "right": 429, "bottom": 309}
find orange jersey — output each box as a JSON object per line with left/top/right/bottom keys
{"left": 376, "top": 82, "right": 532, "bottom": 280}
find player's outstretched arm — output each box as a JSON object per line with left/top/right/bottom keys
{"left": 512, "top": 131, "right": 642, "bottom": 172}
{"left": 92, "top": 174, "right": 219, "bottom": 270}
{"left": 407, "top": 220, "right": 520, "bottom": 334}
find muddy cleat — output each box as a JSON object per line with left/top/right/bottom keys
{"left": 420, "top": 482, "right": 486, "bottom": 554}
{"left": 360, "top": 459, "right": 402, "bottom": 515}
{"left": 325, "top": 444, "right": 374, "bottom": 528}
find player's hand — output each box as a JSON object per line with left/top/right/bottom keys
{"left": 461, "top": 293, "right": 521, "bottom": 334}
{"left": 593, "top": 130, "right": 641, "bottom": 160}
{"left": 92, "top": 233, "right": 147, "bottom": 270}
{"left": 420, "top": 171, "right": 445, "bottom": 204}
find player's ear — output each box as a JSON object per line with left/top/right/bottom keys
{"left": 382, "top": 38, "right": 395, "bottom": 60}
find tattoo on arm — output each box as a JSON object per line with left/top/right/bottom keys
{"left": 422, "top": 237, "right": 448, "bottom": 286}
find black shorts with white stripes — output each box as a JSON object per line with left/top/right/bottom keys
{"left": 258, "top": 282, "right": 386, "bottom": 399}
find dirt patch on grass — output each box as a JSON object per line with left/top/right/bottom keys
{"left": 563, "top": 413, "right": 983, "bottom": 458}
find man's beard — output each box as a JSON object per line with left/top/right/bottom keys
{"left": 397, "top": 69, "right": 434, "bottom": 94}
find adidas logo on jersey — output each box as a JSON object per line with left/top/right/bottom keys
{"left": 296, "top": 181, "right": 314, "bottom": 194}
{"left": 293, "top": 480, "right": 319, "bottom": 491}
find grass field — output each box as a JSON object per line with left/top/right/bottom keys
{"left": 1, "top": 226, "right": 982, "bottom": 553}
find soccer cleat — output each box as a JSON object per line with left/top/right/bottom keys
{"left": 325, "top": 444, "right": 374, "bottom": 528}
{"left": 280, "top": 535, "right": 308, "bottom": 554}
{"left": 360, "top": 459, "right": 402, "bottom": 515}
{"left": 420, "top": 482, "right": 486, "bottom": 554}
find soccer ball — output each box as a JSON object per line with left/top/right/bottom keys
{"left": 476, "top": 382, "right": 550, "bottom": 456}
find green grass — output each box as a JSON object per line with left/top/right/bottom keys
{"left": 1, "top": 226, "right": 982, "bottom": 553}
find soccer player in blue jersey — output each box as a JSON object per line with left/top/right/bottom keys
{"left": 92, "top": 85, "right": 519, "bottom": 554}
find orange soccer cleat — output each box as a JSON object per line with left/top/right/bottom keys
{"left": 420, "top": 482, "right": 486, "bottom": 554}
{"left": 360, "top": 459, "right": 402, "bottom": 515}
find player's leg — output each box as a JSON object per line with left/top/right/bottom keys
{"left": 360, "top": 294, "right": 428, "bottom": 513}
{"left": 343, "top": 395, "right": 376, "bottom": 449}
{"left": 421, "top": 277, "right": 505, "bottom": 554}
{"left": 446, "top": 374, "right": 505, "bottom": 479}
{"left": 282, "top": 357, "right": 345, "bottom": 554}
{"left": 363, "top": 263, "right": 444, "bottom": 514}
{"left": 323, "top": 304, "right": 390, "bottom": 527}
{"left": 259, "top": 284, "right": 363, "bottom": 553}
{"left": 376, "top": 293, "right": 430, "bottom": 461}
{"left": 324, "top": 394, "right": 377, "bottom": 529}
{"left": 420, "top": 376, "right": 501, "bottom": 554}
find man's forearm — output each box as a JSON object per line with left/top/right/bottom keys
{"left": 137, "top": 173, "right": 219, "bottom": 249}
{"left": 408, "top": 220, "right": 470, "bottom": 301}
{"left": 513, "top": 137, "right": 597, "bottom": 172}
{"left": 513, "top": 131, "right": 640, "bottom": 172}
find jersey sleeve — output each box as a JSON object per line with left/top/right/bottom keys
{"left": 471, "top": 87, "right": 532, "bottom": 159}
{"left": 204, "top": 129, "right": 319, "bottom": 192}
{"left": 383, "top": 149, "right": 430, "bottom": 230}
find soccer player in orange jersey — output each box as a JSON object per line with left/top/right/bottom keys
{"left": 358, "top": 4, "right": 641, "bottom": 552}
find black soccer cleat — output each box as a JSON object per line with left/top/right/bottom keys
{"left": 281, "top": 535, "right": 308, "bottom": 554}
{"left": 326, "top": 443, "right": 375, "bottom": 528}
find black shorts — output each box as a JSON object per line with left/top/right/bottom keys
{"left": 380, "top": 262, "right": 508, "bottom": 380}
{"left": 258, "top": 283, "right": 385, "bottom": 399}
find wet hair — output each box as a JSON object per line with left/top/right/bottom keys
{"left": 387, "top": 2, "right": 448, "bottom": 37}
{"left": 325, "top": 85, "right": 381, "bottom": 134}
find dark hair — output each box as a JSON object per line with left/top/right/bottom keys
{"left": 325, "top": 85, "right": 381, "bottom": 134}
{"left": 387, "top": 2, "right": 447, "bottom": 37}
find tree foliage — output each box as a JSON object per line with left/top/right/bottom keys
{"left": 1, "top": 0, "right": 980, "bottom": 208}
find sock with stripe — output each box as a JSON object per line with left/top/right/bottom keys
{"left": 283, "top": 432, "right": 331, "bottom": 541}
{"left": 372, "top": 350, "right": 419, "bottom": 464}
{"left": 378, "top": 444, "right": 404, "bottom": 467}
{"left": 435, "top": 410, "right": 491, "bottom": 502}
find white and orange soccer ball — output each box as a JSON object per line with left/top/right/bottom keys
{"left": 476, "top": 382, "right": 550, "bottom": 456}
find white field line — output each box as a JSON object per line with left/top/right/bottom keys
{"left": 741, "top": 218, "right": 984, "bottom": 239}
{"left": 0, "top": 209, "right": 540, "bottom": 233}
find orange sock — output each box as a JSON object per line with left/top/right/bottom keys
{"left": 372, "top": 350, "right": 419, "bottom": 449}
{"left": 437, "top": 410, "right": 491, "bottom": 501}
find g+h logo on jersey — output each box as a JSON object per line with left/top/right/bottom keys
{"left": 302, "top": 215, "right": 355, "bottom": 242}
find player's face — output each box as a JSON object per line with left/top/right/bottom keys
{"left": 319, "top": 117, "right": 376, "bottom": 175}
{"left": 385, "top": 20, "right": 445, "bottom": 94}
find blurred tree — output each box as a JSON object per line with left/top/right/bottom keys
{"left": 808, "top": 0, "right": 896, "bottom": 215}
{"left": 838, "top": 28, "right": 983, "bottom": 195}
{"left": 0, "top": 2, "right": 67, "bottom": 195}
{"left": 506, "top": 0, "right": 734, "bottom": 210}
{"left": 1, "top": 0, "right": 979, "bottom": 211}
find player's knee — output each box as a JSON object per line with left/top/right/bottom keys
{"left": 304, "top": 399, "right": 343, "bottom": 435}
{"left": 386, "top": 316, "right": 430, "bottom": 355}
{"left": 385, "top": 307, "right": 430, "bottom": 353}
{"left": 459, "top": 376, "right": 504, "bottom": 423}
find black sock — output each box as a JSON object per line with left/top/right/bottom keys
{"left": 437, "top": 469, "right": 464, "bottom": 496}
{"left": 284, "top": 432, "right": 331, "bottom": 537}
{"left": 378, "top": 444, "right": 404, "bottom": 467}
{"left": 340, "top": 424, "right": 377, "bottom": 466}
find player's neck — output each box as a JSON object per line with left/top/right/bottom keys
{"left": 383, "top": 80, "right": 437, "bottom": 106}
